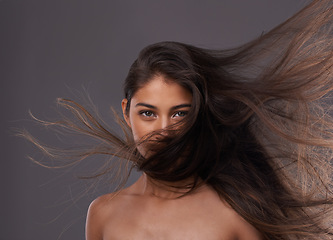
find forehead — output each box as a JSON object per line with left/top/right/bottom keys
{"left": 131, "top": 75, "right": 192, "bottom": 106}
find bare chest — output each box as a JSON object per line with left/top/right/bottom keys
{"left": 101, "top": 201, "right": 236, "bottom": 240}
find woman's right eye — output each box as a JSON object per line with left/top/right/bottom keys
{"left": 139, "top": 110, "right": 155, "bottom": 118}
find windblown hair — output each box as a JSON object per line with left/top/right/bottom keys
{"left": 23, "top": 0, "right": 333, "bottom": 239}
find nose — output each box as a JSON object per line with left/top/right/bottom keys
{"left": 160, "top": 116, "right": 171, "bottom": 130}
{"left": 156, "top": 116, "right": 171, "bottom": 136}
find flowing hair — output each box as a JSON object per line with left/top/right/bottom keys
{"left": 21, "top": 0, "right": 333, "bottom": 239}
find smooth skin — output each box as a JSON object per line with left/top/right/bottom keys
{"left": 86, "top": 75, "right": 263, "bottom": 240}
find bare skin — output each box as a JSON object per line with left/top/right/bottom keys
{"left": 86, "top": 174, "right": 262, "bottom": 240}
{"left": 85, "top": 75, "right": 263, "bottom": 240}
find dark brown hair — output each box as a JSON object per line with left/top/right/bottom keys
{"left": 23, "top": 0, "right": 333, "bottom": 239}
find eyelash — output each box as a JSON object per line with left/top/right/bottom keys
{"left": 138, "top": 110, "right": 188, "bottom": 118}
{"left": 172, "top": 111, "right": 188, "bottom": 118}
{"left": 139, "top": 110, "right": 156, "bottom": 118}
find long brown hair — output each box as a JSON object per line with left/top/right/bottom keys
{"left": 22, "top": 0, "right": 333, "bottom": 239}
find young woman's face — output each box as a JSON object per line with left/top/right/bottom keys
{"left": 122, "top": 75, "right": 192, "bottom": 156}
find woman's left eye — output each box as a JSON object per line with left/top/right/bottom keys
{"left": 173, "top": 111, "right": 188, "bottom": 118}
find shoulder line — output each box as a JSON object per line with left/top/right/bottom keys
{"left": 85, "top": 192, "right": 120, "bottom": 240}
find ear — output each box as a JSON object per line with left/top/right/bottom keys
{"left": 121, "top": 99, "right": 131, "bottom": 128}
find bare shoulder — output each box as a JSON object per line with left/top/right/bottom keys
{"left": 229, "top": 210, "right": 263, "bottom": 240}
{"left": 88, "top": 192, "right": 119, "bottom": 210}
{"left": 85, "top": 192, "right": 120, "bottom": 240}
{"left": 196, "top": 187, "right": 263, "bottom": 240}
{"left": 215, "top": 200, "right": 263, "bottom": 240}
{"left": 85, "top": 179, "right": 144, "bottom": 240}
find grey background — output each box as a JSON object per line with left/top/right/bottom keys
{"left": 1, "top": 0, "right": 308, "bottom": 239}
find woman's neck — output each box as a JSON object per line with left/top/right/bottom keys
{"left": 134, "top": 173, "right": 203, "bottom": 199}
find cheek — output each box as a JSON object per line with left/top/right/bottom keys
{"left": 129, "top": 115, "right": 153, "bottom": 142}
{"left": 131, "top": 124, "right": 145, "bottom": 142}
{"left": 130, "top": 120, "right": 153, "bottom": 157}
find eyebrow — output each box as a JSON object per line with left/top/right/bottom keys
{"left": 135, "top": 103, "right": 157, "bottom": 109}
{"left": 135, "top": 103, "right": 191, "bottom": 110}
{"left": 170, "top": 104, "right": 191, "bottom": 111}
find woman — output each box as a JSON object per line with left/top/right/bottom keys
{"left": 86, "top": 73, "right": 263, "bottom": 239}
{"left": 25, "top": 0, "right": 333, "bottom": 239}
